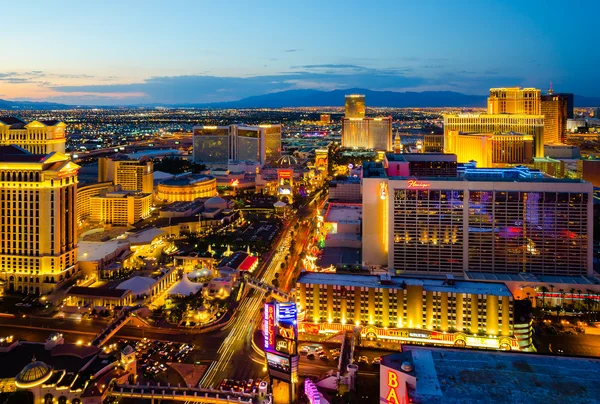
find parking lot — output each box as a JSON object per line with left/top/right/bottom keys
{"left": 111, "top": 338, "right": 193, "bottom": 382}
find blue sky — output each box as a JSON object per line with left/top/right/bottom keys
{"left": 0, "top": 0, "right": 597, "bottom": 104}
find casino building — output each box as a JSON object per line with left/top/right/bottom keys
{"left": 156, "top": 174, "right": 217, "bottom": 202}
{"left": 0, "top": 146, "right": 79, "bottom": 295}
{"left": 362, "top": 162, "right": 593, "bottom": 277}
{"left": 296, "top": 272, "right": 526, "bottom": 350}
{"left": 0, "top": 117, "right": 66, "bottom": 154}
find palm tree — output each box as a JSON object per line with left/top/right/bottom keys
{"left": 576, "top": 289, "right": 582, "bottom": 311}
{"left": 540, "top": 286, "right": 549, "bottom": 309}
{"left": 549, "top": 284, "right": 555, "bottom": 309}
{"left": 569, "top": 288, "right": 576, "bottom": 310}
{"left": 559, "top": 289, "right": 565, "bottom": 309}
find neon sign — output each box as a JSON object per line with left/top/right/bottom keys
{"left": 264, "top": 303, "right": 276, "bottom": 351}
{"left": 407, "top": 180, "right": 430, "bottom": 189}
{"left": 230, "top": 179, "right": 239, "bottom": 187}
{"left": 305, "top": 379, "right": 321, "bottom": 404}
{"left": 379, "top": 182, "right": 388, "bottom": 200}
{"left": 278, "top": 169, "right": 293, "bottom": 179}
{"left": 385, "top": 370, "right": 401, "bottom": 404}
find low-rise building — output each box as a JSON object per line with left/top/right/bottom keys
{"left": 380, "top": 346, "right": 600, "bottom": 404}
{"left": 90, "top": 191, "right": 152, "bottom": 226}
{"left": 297, "top": 272, "right": 524, "bottom": 351}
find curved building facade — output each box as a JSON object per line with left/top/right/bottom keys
{"left": 156, "top": 174, "right": 217, "bottom": 202}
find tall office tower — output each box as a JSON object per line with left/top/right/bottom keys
{"left": 192, "top": 124, "right": 281, "bottom": 165}
{"left": 98, "top": 155, "right": 154, "bottom": 194}
{"left": 363, "top": 164, "right": 593, "bottom": 276}
{"left": 593, "top": 107, "right": 600, "bottom": 118}
{"left": 487, "top": 87, "right": 541, "bottom": 115}
{"left": 541, "top": 94, "right": 568, "bottom": 144}
{"left": 192, "top": 126, "right": 231, "bottom": 164}
{"left": 445, "top": 131, "right": 533, "bottom": 166}
{"left": 443, "top": 114, "right": 545, "bottom": 158}
{"left": 345, "top": 94, "right": 366, "bottom": 118}
{"left": 0, "top": 117, "right": 66, "bottom": 154}
{"left": 0, "top": 146, "right": 79, "bottom": 295}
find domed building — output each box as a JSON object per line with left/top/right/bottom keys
{"left": 0, "top": 333, "right": 136, "bottom": 404}
{"left": 15, "top": 357, "right": 53, "bottom": 389}
{"left": 275, "top": 154, "right": 299, "bottom": 166}
{"left": 156, "top": 174, "right": 217, "bottom": 202}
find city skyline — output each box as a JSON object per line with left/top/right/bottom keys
{"left": 1, "top": 0, "right": 599, "bottom": 105}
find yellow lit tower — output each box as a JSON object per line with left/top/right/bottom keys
{"left": 0, "top": 117, "right": 66, "bottom": 154}
{"left": 0, "top": 146, "right": 79, "bottom": 295}
{"left": 488, "top": 87, "right": 541, "bottom": 115}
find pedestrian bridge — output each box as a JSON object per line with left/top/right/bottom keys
{"left": 91, "top": 305, "right": 148, "bottom": 347}
{"left": 110, "top": 383, "right": 272, "bottom": 403}
{"left": 245, "top": 278, "right": 290, "bottom": 302}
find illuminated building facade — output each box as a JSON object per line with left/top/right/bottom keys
{"left": 98, "top": 156, "right": 153, "bottom": 194}
{"left": 192, "top": 126, "right": 231, "bottom": 164}
{"left": 345, "top": 94, "right": 365, "bottom": 118}
{"left": 342, "top": 117, "right": 392, "bottom": 150}
{"left": 297, "top": 272, "right": 519, "bottom": 350}
{"left": 314, "top": 149, "right": 328, "bottom": 171}
{"left": 541, "top": 94, "right": 568, "bottom": 144}
{"left": 487, "top": 87, "right": 541, "bottom": 115}
{"left": 156, "top": 174, "right": 217, "bottom": 202}
{"left": 443, "top": 114, "right": 545, "bottom": 158}
{"left": 75, "top": 182, "right": 114, "bottom": 225}
{"left": 423, "top": 134, "right": 444, "bottom": 152}
{"left": 384, "top": 153, "right": 458, "bottom": 177}
{"left": 362, "top": 165, "right": 593, "bottom": 277}
{"left": 277, "top": 169, "right": 294, "bottom": 203}
{"left": 90, "top": 191, "right": 152, "bottom": 225}
{"left": 0, "top": 146, "right": 79, "bottom": 295}
{"left": 445, "top": 131, "right": 533, "bottom": 166}
{"left": 192, "top": 124, "right": 281, "bottom": 165}
{"left": 0, "top": 117, "right": 66, "bottom": 154}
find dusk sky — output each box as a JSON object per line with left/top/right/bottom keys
{"left": 1, "top": 0, "right": 598, "bottom": 105}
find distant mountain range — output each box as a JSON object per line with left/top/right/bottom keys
{"left": 1, "top": 88, "right": 600, "bottom": 109}
{"left": 0, "top": 98, "right": 73, "bottom": 110}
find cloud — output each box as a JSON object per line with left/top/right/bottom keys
{"left": 283, "top": 49, "right": 301, "bottom": 53}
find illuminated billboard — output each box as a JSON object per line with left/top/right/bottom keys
{"left": 264, "top": 302, "right": 298, "bottom": 354}
{"left": 264, "top": 303, "right": 276, "bottom": 352}
{"left": 278, "top": 169, "right": 293, "bottom": 179}
{"left": 266, "top": 352, "right": 298, "bottom": 382}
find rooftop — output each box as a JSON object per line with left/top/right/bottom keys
{"left": 317, "top": 247, "right": 361, "bottom": 267}
{"left": 66, "top": 286, "right": 131, "bottom": 299}
{"left": 0, "top": 342, "right": 97, "bottom": 380}
{"left": 159, "top": 174, "right": 214, "bottom": 186}
{"left": 0, "top": 145, "right": 46, "bottom": 163}
{"left": 465, "top": 272, "right": 597, "bottom": 285}
{"left": 297, "top": 272, "right": 512, "bottom": 297}
{"left": 78, "top": 240, "right": 128, "bottom": 263}
{"left": 386, "top": 153, "right": 457, "bottom": 163}
{"left": 324, "top": 203, "right": 362, "bottom": 224}
{"left": 384, "top": 346, "right": 600, "bottom": 403}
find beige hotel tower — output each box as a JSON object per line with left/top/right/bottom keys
{"left": 0, "top": 117, "right": 78, "bottom": 296}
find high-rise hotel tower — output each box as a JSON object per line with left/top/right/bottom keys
{"left": 0, "top": 146, "right": 79, "bottom": 295}
{"left": 0, "top": 117, "right": 66, "bottom": 154}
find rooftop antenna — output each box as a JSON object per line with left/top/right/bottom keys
{"left": 548, "top": 81, "right": 554, "bottom": 95}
